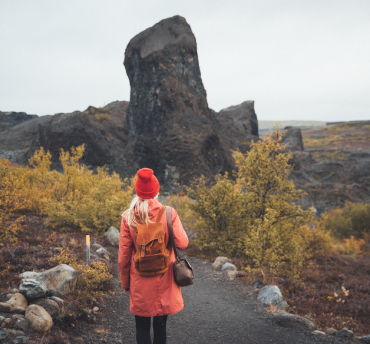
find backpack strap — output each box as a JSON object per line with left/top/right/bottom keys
{"left": 156, "top": 206, "right": 166, "bottom": 222}
{"left": 166, "top": 206, "right": 181, "bottom": 262}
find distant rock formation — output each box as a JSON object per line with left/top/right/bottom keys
{"left": 123, "top": 15, "right": 258, "bottom": 189}
{"left": 0, "top": 111, "right": 37, "bottom": 132}
{"left": 281, "top": 126, "right": 304, "bottom": 151}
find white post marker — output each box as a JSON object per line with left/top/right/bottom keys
{"left": 86, "top": 235, "right": 90, "bottom": 265}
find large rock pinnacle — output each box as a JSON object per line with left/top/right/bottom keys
{"left": 124, "top": 15, "right": 208, "bottom": 137}
{"left": 123, "top": 15, "right": 257, "bottom": 189}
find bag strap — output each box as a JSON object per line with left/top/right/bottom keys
{"left": 156, "top": 206, "right": 166, "bottom": 222}
{"left": 166, "top": 206, "right": 181, "bottom": 261}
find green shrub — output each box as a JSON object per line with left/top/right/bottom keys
{"left": 322, "top": 201, "right": 370, "bottom": 239}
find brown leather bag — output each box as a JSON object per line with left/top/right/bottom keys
{"left": 133, "top": 206, "right": 171, "bottom": 276}
{"left": 166, "top": 206, "right": 194, "bottom": 287}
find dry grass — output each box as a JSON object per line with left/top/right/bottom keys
{"left": 302, "top": 122, "right": 370, "bottom": 151}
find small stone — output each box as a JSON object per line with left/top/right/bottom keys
{"left": 96, "top": 247, "right": 109, "bottom": 259}
{"left": 9, "top": 336, "right": 32, "bottom": 344}
{"left": 31, "top": 298, "right": 58, "bottom": 317}
{"left": 50, "top": 289, "right": 65, "bottom": 299}
{"left": 7, "top": 330, "right": 25, "bottom": 336}
{"left": 19, "top": 279, "right": 49, "bottom": 300}
{"left": 212, "top": 257, "right": 231, "bottom": 269}
{"left": 50, "top": 296, "right": 64, "bottom": 311}
{"left": 257, "top": 286, "right": 283, "bottom": 306}
{"left": 25, "top": 304, "right": 53, "bottom": 333}
{"left": 0, "top": 316, "right": 5, "bottom": 324}
{"left": 93, "top": 307, "right": 99, "bottom": 312}
{"left": 276, "top": 301, "right": 288, "bottom": 311}
{"left": 0, "top": 329, "right": 9, "bottom": 340}
{"left": 91, "top": 244, "right": 102, "bottom": 249}
{"left": 103, "top": 226, "right": 120, "bottom": 246}
{"left": 0, "top": 303, "right": 12, "bottom": 313}
{"left": 221, "top": 263, "right": 237, "bottom": 271}
{"left": 227, "top": 270, "right": 237, "bottom": 280}
{"left": 1, "top": 318, "right": 12, "bottom": 328}
{"left": 312, "top": 330, "right": 326, "bottom": 336}
{"left": 6, "top": 293, "right": 28, "bottom": 309}
{"left": 273, "top": 312, "right": 316, "bottom": 331}
{"left": 11, "top": 315, "right": 24, "bottom": 319}
{"left": 10, "top": 289, "right": 19, "bottom": 294}
{"left": 10, "top": 307, "right": 26, "bottom": 315}
{"left": 335, "top": 328, "right": 354, "bottom": 339}
{"left": 326, "top": 328, "right": 337, "bottom": 335}
{"left": 358, "top": 335, "right": 370, "bottom": 343}
{"left": 253, "top": 278, "right": 265, "bottom": 288}
{"left": 14, "top": 318, "right": 29, "bottom": 332}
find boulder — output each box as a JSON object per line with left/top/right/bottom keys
{"left": 312, "top": 330, "right": 326, "bottom": 336}
{"left": 281, "top": 126, "right": 304, "bottom": 152}
{"left": 0, "top": 303, "right": 12, "bottom": 313}
{"left": 0, "top": 329, "right": 9, "bottom": 340}
{"left": 36, "top": 264, "right": 77, "bottom": 295}
{"left": 326, "top": 328, "right": 337, "bottom": 335}
{"left": 104, "top": 226, "right": 120, "bottom": 246}
{"left": 19, "top": 272, "right": 39, "bottom": 280}
{"left": 335, "top": 328, "right": 354, "bottom": 339}
{"left": 221, "top": 263, "right": 237, "bottom": 271}
{"left": 19, "top": 279, "right": 49, "bottom": 300}
{"left": 359, "top": 335, "right": 370, "bottom": 343}
{"left": 32, "top": 298, "right": 58, "bottom": 317}
{"left": 6, "top": 294, "right": 27, "bottom": 309}
{"left": 257, "top": 286, "right": 284, "bottom": 306}
{"left": 25, "top": 304, "right": 53, "bottom": 333}
{"left": 50, "top": 296, "right": 64, "bottom": 312}
{"left": 213, "top": 257, "right": 231, "bottom": 269}
{"left": 273, "top": 312, "right": 316, "bottom": 331}
{"left": 13, "top": 318, "right": 29, "bottom": 332}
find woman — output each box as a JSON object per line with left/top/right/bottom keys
{"left": 118, "top": 168, "right": 189, "bottom": 344}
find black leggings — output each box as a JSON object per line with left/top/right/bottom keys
{"left": 135, "top": 315, "right": 168, "bottom": 344}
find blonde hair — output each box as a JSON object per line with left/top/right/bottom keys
{"left": 126, "top": 194, "right": 158, "bottom": 227}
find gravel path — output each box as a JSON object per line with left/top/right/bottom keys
{"left": 76, "top": 255, "right": 354, "bottom": 344}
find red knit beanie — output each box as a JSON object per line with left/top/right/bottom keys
{"left": 135, "top": 168, "right": 160, "bottom": 199}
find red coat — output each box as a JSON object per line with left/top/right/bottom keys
{"left": 118, "top": 198, "right": 189, "bottom": 317}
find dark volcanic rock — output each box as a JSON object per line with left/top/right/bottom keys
{"left": 281, "top": 126, "right": 304, "bottom": 151}
{"left": 216, "top": 101, "right": 258, "bottom": 152}
{"left": 123, "top": 15, "right": 258, "bottom": 189}
{"left": 0, "top": 111, "right": 37, "bottom": 132}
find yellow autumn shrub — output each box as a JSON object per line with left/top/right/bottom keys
{"left": 0, "top": 159, "right": 24, "bottom": 244}
{"left": 33, "top": 145, "right": 134, "bottom": 234}
{"left": 162, "top": 193, "right": 197, "bottom": 230}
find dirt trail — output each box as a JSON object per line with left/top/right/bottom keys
{"left": 75, "top": 255, "right": 352, "bottom": 344}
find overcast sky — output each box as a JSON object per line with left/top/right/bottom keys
{"left": 0, "top": 0, "right": 369, "bottom": 121}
